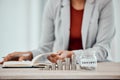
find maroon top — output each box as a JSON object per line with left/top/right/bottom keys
{"left": 68, "top": 6, "right": 84, "bottom": 50}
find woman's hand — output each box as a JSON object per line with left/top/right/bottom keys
{"left": 47, "top": 53, "right": 61, "bottom": 63}
{"left": 47, "top": 50, "right": 74, "bottom": 63}
{"left": 57, "top": 50, "right": 73, "bottom": 58}
{"left": 0, "top": 52, "right": 33, "bottom": 64}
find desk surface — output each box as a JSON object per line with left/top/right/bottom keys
{"left": 0, "top": 62, "right": 120, "bottom": 79}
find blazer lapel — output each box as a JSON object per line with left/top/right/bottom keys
{"left": 82, "top": 0, "right": 94, "bottom": 49}
{"left": 60, "top": 0, "right": 94, "bottom": 50}
{"left": 61, "top": 0, "right": 70, "bottom": 50}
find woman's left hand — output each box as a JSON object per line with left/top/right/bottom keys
{"left": 47, "top": 50, "right": 74, "bottom": 63}
{"left": 56, "top": 50, "right": 73, "bottom": 58}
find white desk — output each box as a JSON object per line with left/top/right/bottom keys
{"left": 0, "top": 62, "right": 120, "bottom": 79}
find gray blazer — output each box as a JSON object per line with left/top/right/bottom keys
{"left": 32, "top": 0, "right": 115, "bottom": 62}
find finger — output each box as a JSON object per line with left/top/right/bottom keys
{"left": 57, "top": 50, "right": 64, "bottom": 55}
{"left": 0, "top": 57, "right": 4, "bottom": 64}
{"left": 47, "top": 56, "right": 53, "bottom": 62}
{"left": 54, "top": 55, "right": 66, "bottom": 62}
{"left": 47, "top": 56, "right": 50, "bottom": 60}
{"left": 4, "top": 55, "right": 19, "bottom": 62}
{"left": 18, "top": 56, "right": 26, "bottom": 61}
{"left": 3, "top": 52, "right": 20, "bottom": 61}
{"left": 4, "top": 55, "right": 14, "bottom": 62}
{"left": 22, "top": 54, "right": 32, "bottom": 61}
{"left": 57, "top": 56, "right": 65, "bottom": 62}
{"left": 55, "top": 55, "right": 60, "bottom": 60}
{"left": 47, "top": 56, "right": 57, "bottom": 63}
{"left": 0, "top": 61, "right": 4, "bottom": 64}
{"left": 51, "top": 54, "right": 57, "bottom": 57}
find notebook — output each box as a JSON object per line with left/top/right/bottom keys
{"left": 2, "top": 53, "right": 51, "bottom": 68}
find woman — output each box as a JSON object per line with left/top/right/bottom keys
{"left": 0, "top": 0, "right": 115, "bottom": 64}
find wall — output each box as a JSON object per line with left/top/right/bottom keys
{"left": 112, "top": 0, "right": 120, "bottom": 62}
{"left": 0, "top": 0, "right": 47, "bottom": 57}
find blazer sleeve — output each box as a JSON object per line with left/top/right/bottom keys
{"left": 73, "top": 0, "right": 115, "bottom": 62}
{"left": 31, "top": 0, "right": 55, "bottom": 57}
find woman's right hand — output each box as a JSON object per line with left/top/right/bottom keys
{"left": 0, "top": 51, "right": 33, "bottom": 64}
